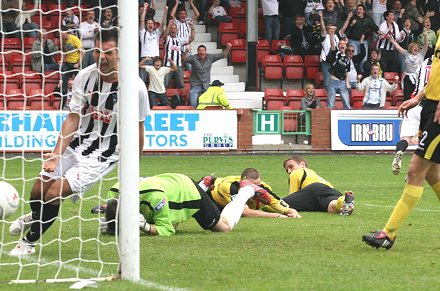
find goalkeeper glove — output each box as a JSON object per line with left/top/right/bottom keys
{"left": 139, "top": 213, "right": 151, "bottom": 234}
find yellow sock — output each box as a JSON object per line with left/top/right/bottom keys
{"left": 431, "top": 181, "right": 440, "bottom": 201}
{"left": 384, "top": 184, "right": 423, "bottom": 240}
{"left": 336, "top": 195, "right": 344, "bottom": 211}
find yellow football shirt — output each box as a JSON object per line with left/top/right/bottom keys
{"left": 425, "top": 37, "right": 440, "bottom": 101}
{"left": 288, "top": 168, "right": 333, "bottom": 193}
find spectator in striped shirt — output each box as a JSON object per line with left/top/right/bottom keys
{"left": 162, "top": 19, "right": 195, "bottom": 89}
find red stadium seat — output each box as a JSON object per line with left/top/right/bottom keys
{"left": 175, "top": 105, "right": 195, "bottom": 110}
{"left": 203, "top": 105, "right": 224, "bottom": 110}
{"left": 230, "top": 39, "right": 247, "bottom": 64}
{"left": 270, "top": 39, "right": 290, "bottom": 54}
{"left": 22, "top": 37, "right": 36, "bottom": 52}
{"left": 264, "top": 88, "right": 285, "bottom": 110}
{"left": 283, "top": 111, "right": 298, "bottom": 133}
{"left": 350, "top": 89, "right": 364, "bottom": 109}
{"left": 260, "top": 55, "right": 283, "bottom": 88}
{"left": 152, "top": 105, "right": 172, "bottom": 110}
{"left": 29, "top": 99, "right": 53, "bottom": 110}
{"left": 304, "top": 55, "right": 321, "bottom": 80}
{"left": 283, "top": 55, "right": 304, "bottom": 83}
{"left": 392, "top": 89, "right": 404, "bottom": 106}
{"left": 2, "top": 38, "right": 21, "bottom": 50}
{"left": 314, "top": 72, "right": 324, "bottom": 88}
{"left": 229, "top": 6, "right": 246, "bottom": 20}
{"left": 218, "top": 23, "right": 240, "bottom": 46}
{"left": 256, "top": 39, "right": 270, "bottom": 64}
{"left": 286, "top": 89, "right": 304, "bottom": 110}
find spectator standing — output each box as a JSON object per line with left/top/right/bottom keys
{"left": 346, "top": 4, "right": 381, "bottom": 64}
{"left": 183, "top": 43, "right": 231, "bottom": 108}
{"left": 423, "top": 0, "right": 440, "bottom": 31}
{"left": 417, "top": 17, "right": 437, "bottom": 59}
{"left": 362, "top": 48, "right": 388, "bottom": 77}
{"left": 322, "top": 0, "right": 342, "bottom": 29}
{"left": 101, "top": 8, "right": 118, "bottom": 28}
{"left": 388, "top": 32, "right": 428, "bottom": 100}
{"left": 290, "top": 15, "right": 313, "bottom": 58}
{"left": 139, "top": 2, "right": 166, "bottom": 84}
{"left": 356, "top": 63, "right": 399, "bottom": 108}
{"left": 304, "top": 0, "right": 324, "bottom": 25}
{"left": 31, "top": 29, "right": 60, "bottom": 73}
{"left": 15, "top": 0, "right": 39, "bottom": 38}
{"left": 62, "top": 6, "right": 80, "bottom": 36}
{"left": 79, "top": 10, "right": 99, "bottom": 68}
{"left": 139, "top": 56, "right": 177, "bottom": 107}
{"left": 392, "top": 0, "right": 404, "bottom": 24}
{"left": 377, "top": 10, "right": 402, "bottom": 74}
{"left": 60, "top": 28, "right": 83, "bottom": 95}
{"left": 162, "top": 19, "right": 195, "bottom": 89}
{"left": 1, "top": 0, "right": 20, "bottom": 37}
{"left": 196, "top": 80, "right": 232, "bottom": 109}
{"left": 367, "top": 0, "right": 388, "bottom": 27}
{"left": 326, "top": 37, "right": 351, "bottom": 109}
{"left": 342, "top": 0, "right": 357, "bottom": 19}
{"left": 402, "top": 0, "right": 423, "bottom": 31}
{"left": 318, "top": 10, "right": 349, "bottom": 92}
{"left": 279, "top": 0, "right": 306, "bottom": 38}
{"left": 261, "top": 0, "right": 280, "bottom": 45}
{"left": 346, "top": 35, "right": 366, "bottom": 89}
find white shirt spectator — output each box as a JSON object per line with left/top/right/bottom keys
{"left": 139, "top": 28, "right": 161, "bottom": 58}
{"left": 79, "top": 21, "right": 99, "bottom": 49}
{"left": 144, "top": 66, "right": 171, "bottom": 93}
{"left": 261, "top": 0, "right": 279, "bottom": 16}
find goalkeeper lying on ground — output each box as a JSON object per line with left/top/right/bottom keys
{"left": 100, "top": 173, "right": 272, "bottom": 236}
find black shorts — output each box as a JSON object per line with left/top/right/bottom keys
{"left": 282, "top": 183, "right": 342, "bottom": 212}
{"left": 415, "top": 100, "right": 440, "bottom": 163}
{"left": 192, "top": 181, "right": 221, "bottom": 230}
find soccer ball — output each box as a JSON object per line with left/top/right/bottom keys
{"left": 0, "top": 181, "right": 19, "bottom": 219}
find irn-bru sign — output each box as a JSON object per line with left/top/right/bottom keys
{"left": 331, "top": 110, "right": 402, "bottom": 150}
{"left": 0, "top": 110, "right": 237, "bottom": 151}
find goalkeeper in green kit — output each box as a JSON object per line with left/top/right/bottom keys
{"left": 101, "top": 173, "right": 271, "bottom": 236}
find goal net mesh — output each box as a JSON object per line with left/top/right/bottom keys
{"left": 0, "top": 0, "right": 121, "bottom": 283}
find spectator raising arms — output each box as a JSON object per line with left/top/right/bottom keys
{"left": 356, "top": 63, "right": 398, "bottom": 109}
{"left": 388, "top": 32, "right": 428, "bottom": 101}
{"left": 140, "top": 56, "right": 177, "bottom": 107}
{"left": 183, "top": 43, "right": 231, "bottom": 108}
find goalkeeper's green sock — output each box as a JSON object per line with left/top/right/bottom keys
{"left": 26, "top": 203, "right": 60, "bottom": 243}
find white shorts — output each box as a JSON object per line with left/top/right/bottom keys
{"left": 40, "top": 147, "right": 117, "bottom": 199}
{"left": 400, "top": 105, "right": 422, "bottom": 139}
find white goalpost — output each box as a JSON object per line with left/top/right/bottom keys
{"left": 0, "top": 0, "right": 140, "bottom": 284}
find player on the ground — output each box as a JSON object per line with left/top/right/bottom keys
{"left": 362, "top": 37, "right": 440, "bottom": 250}
{"left": 8, "top": 29, "right": 150, "bottom": 256}
{"left": 101, "top": 173, "right": 272, "bottom": 236}
{"left": 282, "top": 155, "right": 355, "bottom": 215}
{"left": 392, "top": 56, "right": 433, "bottom": 175}
{"left": 208, "top": 168, "right": 301, "bottom": 218}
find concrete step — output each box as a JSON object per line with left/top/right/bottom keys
{"left": 191, "top": 48, "right": 222, "bottom": 54}
{"left": 194, "top": 33, "right": 212, "bottom": 42}
{"left": 190, "top": 41, "right": 217, "bottom": 50}
{"left": 223, "top": 82, "right": 246, "bottom": 92}
{"left": 210, "top": 66, "right": 234, "bottom": 75}
{"left": 211, "top": 74, "right": 239, "bottom": 83}
{"left": 212, "top": 58, "right": 228, "bottom": 66}
{"left": 227, "top": 91, "right": 264, "bottom": 109}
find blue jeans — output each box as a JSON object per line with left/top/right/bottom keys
{"left": 264, "top": 15, "right": 280, "bottom": 45}
{"left": 149, "top": 91, "right": 169, "bottom": 107}
{"left": 82, "top": 50, "right": 95, "bottom": 69}
{"left": 327, "top": 79, "right": 350, "bottom": 109}
{"left": 44, "top": 63, "right": 60, "bottom": 72}
{"left": 21, "top": 22, "right": 39, "bottom": 38}
{"left": 321, "top": 61, "right": 331, "bottom": 91}
{"left": 189, "top": 85, "right": 205, "bottom": 108}
{"left": 283, "top": 16, "right": 294, "bottom": 38}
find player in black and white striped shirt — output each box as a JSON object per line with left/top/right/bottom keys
{"left": 9, "top": 29, "right": 150, "bottom": 257}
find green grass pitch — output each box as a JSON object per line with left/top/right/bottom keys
{"left": 1, "top": 154, "right": 440, "bottom": 290}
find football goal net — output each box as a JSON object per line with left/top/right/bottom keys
{"left": 0, "top": 0, "right": 140, "bottom": 284}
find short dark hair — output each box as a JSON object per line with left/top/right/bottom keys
{"left": 152, "top": 56, "right": 163, "bottom": 65}
{"left": 383, "top": 10, "right": 393, "bottom": 19}
{"left": 197, "top": 45, "right": 207, "bottom": 50}
{"left": 241, "top": 168, "right": 260, "bottom": 180}
{"left": 95, "top": 28, "right": 118, "bottom": 44}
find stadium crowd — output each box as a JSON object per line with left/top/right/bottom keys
{"left": 1, "top": 0, "right": 437, "bottom": 109}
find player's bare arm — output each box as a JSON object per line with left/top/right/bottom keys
{"left": 43, "top": 113, "right": 80, "bottom": 172}
{"left": 398, "top": 86, "right": 425, "bottom": 118}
